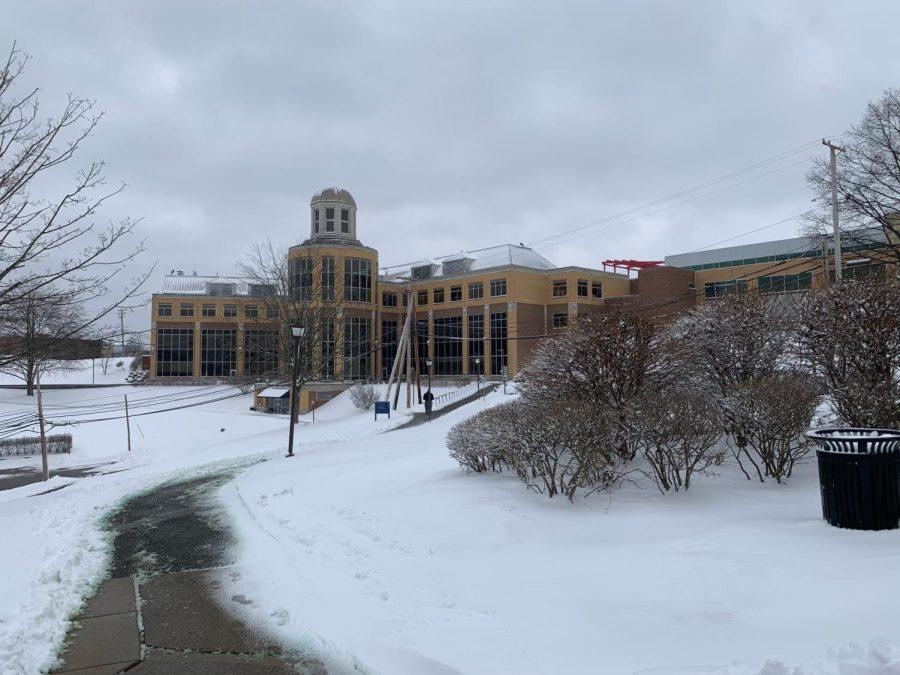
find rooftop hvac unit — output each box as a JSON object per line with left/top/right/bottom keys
{"left": 207, "top": 281, "right": 236, "bottom": 296}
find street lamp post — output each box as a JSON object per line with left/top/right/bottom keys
{"left": 286, "top": 325, "right": 305, "bottom": 458}
{"left": 474, "top": 357, "right": 481, "bottom": 398}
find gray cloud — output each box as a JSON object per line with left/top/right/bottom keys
{"left": 3, "top": 1, "right": 899, "bottom": 329}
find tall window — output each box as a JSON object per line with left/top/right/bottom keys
{"left": 468, "top": 314, "right": 484, "bottom": 374}
{"left": 552, "top": 280, "right": 567, "bottom": 297}
{"left": 490, "top": 279, "right": 507, "bottom": 297}
{"left": 325, "top": 207, "right": 335, "bottom": 232}
{"left": 321, "top": 318, "right": 336, "bottom": 380}
{"left": 158, "top": 303, "right": 173, "bottom": 317}
{"left": 577, "top": 279, "right": 588, "bottom": 297}
{"left": 243, "top": 329, "right": 278, "bottom": 377}
{"left": 340, "top": 208, "right": 350, "bottom": 233}
{"left": 468, "top": 282, "right": 484, "bottom": 300}
{"left": 704, "top": 280, "right": 748, "bottom": 298}
{"left": 434, "top": 316, "right": 462, "bottom": 375}
{"left": 591, "top": 282, "right": 602, "bottom": 299}
{"left": 490, "top": 312, "right": 507, "bottom": 376}
{"left": 180, "top": 303, "right": 194, "bottom": 317}
{"left": 292, "top": 258, "right": 314, "bottom": 301}
{"left": 156, "top": 328, "right": 193, "bottom": 376}
{"left": 450, "top": 285, "right": 462, "bottom": 302}
{"left": 344, "top": 258, "right": 372, "bottom": 302}
{"left": 433, "top": 287, "right": 445, "bottom": 304}
{"left": 381, "top": 320, "right": 398, "bottom": 379}
{"left": 200, "top": 329, "right": 236, "bottom": 376}
{"left": 201, "top": 304, "right": 216, "bottom": 317}
{"left": 313, "top": 209, "right": 320, "bottom": 234}
{"left": 343, "top": 316, "right": 371, "bottom": 379}
{"left": 417, "top": 289, "right": 428, "bottom": 306}
{"left": 414, "top": 319, "right": 429, "bottom": 374}
{"left": 552, "top": 312, "right": 568, "bottom": 328}
{"left": 382, "top": 292, "right": 398, "bottom": 307}
{"left": 321, "top": 256, "right": 335, "bottom": 301}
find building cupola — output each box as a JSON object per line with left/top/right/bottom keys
{"left": 310, "top": 187, "right": 358, "bottom": 243}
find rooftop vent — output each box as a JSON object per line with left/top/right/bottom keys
{"left": 411, "top": 263, "right": 438, "bottom": 280}
{"left": 207, "top": 281, "right": 236, "bottom": 296}
{"left": 441, "top": 257, "right": 473, "bottom": 276}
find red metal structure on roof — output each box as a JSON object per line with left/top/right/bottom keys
{"left": 602, "top": 259, "right": 664, "bottom": 275}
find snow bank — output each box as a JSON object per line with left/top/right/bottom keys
{"left": 0, "top": 359, "right": 131, "bottom": 386}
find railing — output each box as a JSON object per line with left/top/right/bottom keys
{"left": 433, "top": 381, "right": 483, "bottom": 410}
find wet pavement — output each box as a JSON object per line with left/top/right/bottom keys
{"left": 0, "top": 461, "right": 122, "bottom": 492}
{"left": 52, "top": 465, "right": 326, "bottom": 674}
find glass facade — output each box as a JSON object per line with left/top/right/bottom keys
{"left": 321, "top": 256, "right": 335, "bottom": 300}
{"left": 343, "top": 316, "right": 371, "bottom": 379}
{"left": 704, "top": 279, "right": 749, "bottom": 298}
{"left": 758, "top": 272, "right": 812, "bottom": 294}
{"left": 243, "top": 329, "right": 278, "bottom": 377}
{"left": 292, "top": 258, "right": 314, "bottom": 301}
{"left": 467, "top": 314, "right": 484, "bottom": 375}
{"left": 344, "top": 258, "right": 372, "bottom": 303}
{"left": 321, "top": 318, "right": 335, "bottom": 380}
{"left": 200, "top": 329, "right": 237, "bottom": 376}
{"left": 414, "top": 319, "right": 429, "bottom": 375}
{"left": 380, "top": 320, "right": 398, "bottom": 379}
{"left": 434, "top": 316, "right": 462, "bottom": 375}
{"left": 490, "top": 311, "right": 508, "bottom": 375}
{"left": 156, "top": 328, "right": 193, "bottom": 376}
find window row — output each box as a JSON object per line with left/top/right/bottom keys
{"left": 157, "top": 303, "right": 277, "bottom": 318}
{"left": 393, "top": 278, "right": 508, "bottom": 307}
{"left": 313, "top": 207, "right": 351, "bottom": 234}
{"left": 552, "top": 279, "right": 602, "bottom": 298}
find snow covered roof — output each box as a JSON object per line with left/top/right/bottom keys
{"left": 381, "top": 244, "right": 556, "bottom": 280}
{"left": 158, "top": 274, "right": 254, "bottom": 296}
{"left": 257, "top": 387, "right": 290, "bottom": 398}
{"left": 311, "top": 187, "right": 356, "bottom": 206}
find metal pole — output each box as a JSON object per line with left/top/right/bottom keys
{"left": 124, "top": 394, "right": 132, "bottom": 452}
{"left": 286, "top": 338, "right": 300, "bottom": 458}
{"left": 823, "top": 139, "right": 845, "bottom": 281}
{"left": 36, "top": 367, "right": 49, "bottom": 481}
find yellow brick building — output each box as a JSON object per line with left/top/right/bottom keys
{"left": 149, "top": 187, "right": 630, "bottom": 409}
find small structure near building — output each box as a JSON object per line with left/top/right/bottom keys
{"left": 254, "top": 387, "right": 290, "bottom": 414}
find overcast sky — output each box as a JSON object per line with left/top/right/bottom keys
{"left": 4, "top": 1, "right": 900, "bottom": 330}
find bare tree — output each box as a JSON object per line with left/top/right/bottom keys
{"left": 797, "top": 277, "right": 900, "bottom": 429}
{"left": 805, "top": 88, "right": 900, "bottom": 263}
{"left": 349, "top": 382, "right": 377, "bottom": 410}
{"left": 239, "top": 240, "right": 347, "bottom": 391}
{"left": 627, "top": 388, "right": 724, "bottom": 493}
{"left": 0, "top": 45, "right": 150, "bottom": 368}
{"left": 0, "top": 283, "right": 85, "bottom": 395}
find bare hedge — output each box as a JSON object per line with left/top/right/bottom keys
{"left": 0, "top": 433, "right": 72, "bottom": 456}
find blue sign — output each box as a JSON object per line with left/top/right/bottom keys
{"left": 374, "top": 401, "right": 390, "bottom": 420}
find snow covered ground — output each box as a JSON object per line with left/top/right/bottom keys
{"left": 0, "top": 384, "right": 406, "bottom": 674}
{"left": 0, "top": 358, "right": 132, "bottom": 386}
{"left": 221, "top": 388, "right": 900, "bottom": 675}
{"left": 2, "top": 382, "right": 898, "bottom": 674}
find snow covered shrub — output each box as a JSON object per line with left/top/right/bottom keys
{"left": 349, "top": 382, "right": 377, "bottom": 410}
{"left": 627, "top": 388, "right": 724, "bottom": 493}
{"left": 520, "top": 311, "right": 667, "bottom": 459}
{"left": 727, "top": 375, "right": 820, "bottom": 483}
{"left": 447, "top": 401, "right": 517, "bottom": 473}
{"left": 797, "top": 277, "right": 900, "bottom": 429}
{"left": 509, "top": 398, "right": 628, "bottom": 500}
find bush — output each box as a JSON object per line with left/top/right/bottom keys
{"left": 447, "top": 398, "right": 629, "bottom": 501}
{"left": 627, "top": 388, "right": 724, "bottom": 493}
{"left": 726, "top": 375, "right": 820, "bottom": 483}
{"left": 797, "top": 277, "right": 900, "bottom": 429}
{"left": 349, "top": 382, "right": 377, "bottom": 410}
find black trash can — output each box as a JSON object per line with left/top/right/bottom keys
{"left": 806, "top": 428, "right": 900, "bottom": 531}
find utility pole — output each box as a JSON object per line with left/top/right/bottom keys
{"left": 118, "top": 307, "right": 127, "bottom": 353}
{"left": 823, "top": 139, "right": 846, "bottom": 281}
{"left": 36, "top": 366, "right": 49, "bottom": 481}
{"left": 124, "top": 394, "right": 132, "bottom": 452}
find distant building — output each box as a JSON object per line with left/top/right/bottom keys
{"left": 148, "top": 188, "right": 897, "bottom": 412}
{"left": 148, "top": 187, "right": 631, "bottom": 410}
